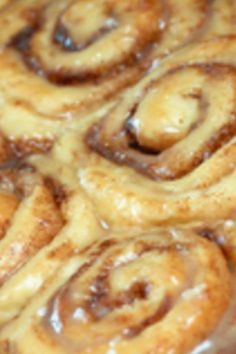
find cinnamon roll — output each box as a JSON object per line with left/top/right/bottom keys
{"left": 0, "top": 164, "right": 63, "bottom": 285}
{"left": 0, "top": 0, "right": 161, "bottom": 154}
{"left": 85, "top": 36, "right": 236, "bottom": 228}
{"left": 0, "top": 181, "right": 104, "bottom": 327}
{"left": 0, "top": 229, "right": 231, "bottom": 354}
{"left": 0, "top": 1, "right": 236, "bottom": 354}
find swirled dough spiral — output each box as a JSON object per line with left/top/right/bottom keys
{"left": 85, "top": 36, "right": 236, "bottom": 228}
{"left": 0, "top": 0, "right": 161, "bottom": 152}
{"left": 0, "top": 229, "right": 231, "bottom": 354}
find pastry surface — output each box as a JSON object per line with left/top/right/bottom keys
{"left": 0, "top": 1, "right": 236, "bottom": 354}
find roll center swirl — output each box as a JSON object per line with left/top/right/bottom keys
{"left": 88, "top": 64, "right": 236, "bottom": 180}
{"left": 54, "top": 0, "right": 118, "bottom": 52}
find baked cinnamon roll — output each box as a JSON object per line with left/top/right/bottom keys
{"left": 0, "top": 1, "right": 236, "bottom": 354}
{"left": 0, "top": 0, "right": 160, "bottom": 153}
{"left": 0, "top": 163, "right": 63, "bottom": 291}
{"left": 0, "top": 229, "right": 232, "bottom": 354}
{"left": 0, "top": 147, "right": 104, "bottom": 332}
{"left": 85, "top": 36, "right": 236, "bottom": 228}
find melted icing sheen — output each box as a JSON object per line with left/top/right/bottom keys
{"left": 0, "top": 1, "right": 236, "bottom": 354}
